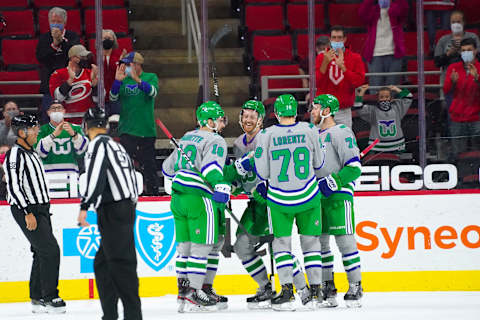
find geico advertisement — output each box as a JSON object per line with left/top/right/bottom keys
{"left": 0, "top": 193, "right": 479, "bottom": 283}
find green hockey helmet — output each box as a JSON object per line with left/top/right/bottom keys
{"left": 274, "top": 94, "right": 297, "bottom": 117}
{"left": 196, "top": 101, "right": 224, "bottom": 127}
{"left": 241, "top": 100, "right": 266, "bottom": 119}
{"left": 312, "top": 94, "right": 340, "bottom": 115}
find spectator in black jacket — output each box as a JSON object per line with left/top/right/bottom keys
{"left": 36, "top": 7, "right": 79, "bottom": 124}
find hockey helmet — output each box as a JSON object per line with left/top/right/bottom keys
{"left": 11, "top": 114, "right": 38, "bottom": 135}
{"left": 83, "top": 106, "right": 107, "bottom": 129}
{"left": 196, "top": 101, "right": 224, "bottom": 127}
{"left": 312, "top": 94, "right": 340, "bottom": 115}
{"left": 274, "top": 94, "right": 297, "bottom": 117}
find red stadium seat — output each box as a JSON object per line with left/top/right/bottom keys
{"left": 245, "top": 5, "right": 285, "bottom": 32}
{"left": 457, "top": 0, "right": 480, "bottom": 24}
{"left": 88, "top": 36, "right": 133, "bottom": 54}
{"left": 287, "top": 4, "right": 325, "bottom": 31}
{"left": 346, "top": 32, "right": 368, "bottom": 54}
{"left": 407, "top": 60, "right": 440, "bottom": 85}
{"left": 245, "top": 0, "right": 285, "bottom": 3}
{"left": 0, "top": 71, "right": 40, "bottom": 94}
{"left": 38, "top": 9, "right": 82, "bottom": 36}
{"left": 81, "top": 0, "right": 126, "bottom": 7}
{"left": 259, "top": 64, "right": 302, "bottom": 90}
{"left": 0, "top": 0, "right": 29, "bottom": 8}
{"left": 32, "top": 0, "right": 78, "bottom": 8}
{"left": 1, "top": 10, "right": 35, "bottom": 38}
{"left": 404, "top": 31, "right": 430, "bottom": 56}
{"left": 1, "top": 39, "right": 39, "bottom": 69}
{"left": 253, "top": 34, "right": 293, "bottom": 62}
{"left": 85, "top": 8, "right": 129, "bottom": 36}
{"left": 295, "top": 33, "right": 327, "bottom": 60}
{"left": 328, "top": 3, "right": 363, "bottom": 28}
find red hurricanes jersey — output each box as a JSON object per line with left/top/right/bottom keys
{"left": 49, "top": 67, "right": 94, "bottom": 116}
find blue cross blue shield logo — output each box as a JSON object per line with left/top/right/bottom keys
{"left": 134, "top": 210, "right": 176, "bottom": 271}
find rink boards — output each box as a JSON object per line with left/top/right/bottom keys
{"left": 0, "top": 190, "right": 479, "bottom": 303}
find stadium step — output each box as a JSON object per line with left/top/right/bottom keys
{"left": 130, "top": 0, "right": 232, "bottom": 20}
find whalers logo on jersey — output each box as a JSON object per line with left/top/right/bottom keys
{"left": 125, "top": 84, "right": 139, "bottom": 96}
{"left": 134, "top": 210, "right": 176, "bottom": 272}
{"left": 378, "top": 119, "right": 397, "bottom": 137}
{"left": 52, "top": 137, "right": 72, "bottom": 155}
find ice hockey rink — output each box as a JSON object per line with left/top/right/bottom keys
{"left": 1, "top": 292, "right": 479, "bottom": 320}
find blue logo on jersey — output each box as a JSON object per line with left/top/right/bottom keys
{"left": 63, "top": 211, "right": 100, "bottom": 273}
{"left": 125, "top": 84, "right": 139, "bottom": 95}
{"left": 134, "top": 210, "right": 176, "bottom": 272}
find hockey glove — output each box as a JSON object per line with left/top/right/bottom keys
{"left": 318, "top": 174, "right": 340, "bottom": 198}
{"left": 234, "top": 153, "right": 253, "bottom": 176}
{"left": 212, "top": 183, "right": 231, "bottom": 204}
{"left": 255, "top": 181, "right": 267, "bottom": 199}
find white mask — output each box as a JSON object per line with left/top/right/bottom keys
{"left": 451, "top": 23, "right": 463, "bottom": 34}
{"left": 50, "top": 111, "right": 64, "bottom": 123}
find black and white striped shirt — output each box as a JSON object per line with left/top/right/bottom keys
{"left": 80, "top": 134, "right": 139, "bottom": 210}
{"left": 5, "top": 144, "right": 50, "bottom": 214}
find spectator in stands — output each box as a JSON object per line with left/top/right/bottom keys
{"left": 110, "top": 52, "right": 160, "bottom": 195}
{"left": 434, "top": 10, "right": 480, "bottom": 70}
{"left": 36, "top": 7, "right": 80, "bottom": 123}
{"left": 425, "top": 0, "right": 455, "bottom": 54}
{"left": 443, "top": 38, "right": 480, "bottom": 158}
{"left": 359, "top": 0, "right": 408, "bottom": 89}
{"left": 355, "top": 84, "right": 413, "bottom": 153}
{"left": 0, "top": 144, "right": 10, "bottom": 200}
{"left": 101, "top": 29, "right": 127, "bottom": 118}
{"left": 315, "top": 26, "right": 365, "bottom": 128}
{"left": 0, "top": 101, "right": 21, "bottom": 146}
{"left": 34, "top": 100, "right": 88, "bottom": 176}
{"left": 49, "top": 45, "right": 98, "bottom": 124}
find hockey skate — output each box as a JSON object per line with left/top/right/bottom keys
{"left": 183, "top": 287, "right": 217, "bottom": 312}
{"left": 344, "top": 281, "right": 363, "bottom": 308}
{"left": 309, "top": 284, "right": 323, "bottom": 308}
{"left": 271, "top": 283, "right": 296, "bottom": 311}
{"left": 31, "top": 299, "right": 46, "bottom": 313}
{"left": 321, "top": 280, "right": 338, "bottom": 307}
{"left": 177, "top": 278, "right": 190, "bottom": 313}
{"left": 297, "top": 286, "right": 314, "bottom": 310}
{"left": 45, "top": 297, "right": 66, "bottom": 314}
{"left": 202, "top": 284, "right": 228, "bottom": 310}
{"left": 247, "top": 282, "right": 274, "bottom": 310}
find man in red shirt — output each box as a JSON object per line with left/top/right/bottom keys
{"left": 49, "top": 45, "right": 98, "bottom": 124}
{"left": 443, "top": 38, "right": 480, "bottom": 158}
{"left": 315, "top": 26, "right": 365, "bottom": 128}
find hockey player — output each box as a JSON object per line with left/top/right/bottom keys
{"left": 254, "top": 94, "right": 325, "bottom": 311}
{"left": 225, "top": 100, "right": 312, "bottom": 309}
{"left": 311, "top": 94, "right": 363, "bottom": 308}
{"left": 162, "top": 101, "right": 231, "bottom": 312}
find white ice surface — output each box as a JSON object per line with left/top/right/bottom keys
{"left": 0, "top": 292, "right": 479, "bottom": 320}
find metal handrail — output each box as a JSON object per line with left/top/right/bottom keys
{"left": 184, "top": 0, "right": 202, "bottom": 85}
{"left": 261, "top": 71, "right": 443, "bottom": 102}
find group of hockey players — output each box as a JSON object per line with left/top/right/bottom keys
{"left": 162, "top": 92, "right": 364, "bottom": 312}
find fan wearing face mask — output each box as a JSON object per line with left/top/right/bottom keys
{"left": 34, "top": 100, "right": 88, "bottom": 175}
{"left": 443, "top": 37, "right": 480, "bottom": 159}
{"left": 49, "top": 45, "right": 99, "bottom": 124}
{"left": 354, "top": 84, "right": 413, "bottom": 153}
{"left": 0, "top": 101, "right": 22, "bottom": 146}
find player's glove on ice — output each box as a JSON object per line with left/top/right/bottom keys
{"left": 318, "top": 174, "right": 340, "bottom": 198}
{"left": 252, "top": 182, "right": 267, "bottom": 205}
{"left": 234, "top": 153, "right": 253, "bottom": 176}
{"left": 212, "top": 184, "right": 231, "bottom": 204}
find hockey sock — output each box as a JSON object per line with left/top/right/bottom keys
{"left": 242, "top": 255, "right": 269, "bottom": 288}
{"left": 321, "top": 250, "right": 334, "bottom": 281}
{"left": 342, "top": 251, "right": 361, "bottom": 283}
{"left": 292, "top": 255, "right": 307, "bottom": 290}
{"left": 303, "top": 251, "right": 322, "bottom": 285}
{"left": 187, "top": 256, "right": 208, "bottom": 289}
{"left": 204, "top": 253, "right": 219, "bottom": 285}
{"left": 176, "top": 255, "right": 188, "bottom": 279}
{"left": 274, "top": 251, "right": 294, "bottom": 285}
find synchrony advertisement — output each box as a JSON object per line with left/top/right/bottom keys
{"left": 0, "top": 167, "right": 479, "bottom": 302}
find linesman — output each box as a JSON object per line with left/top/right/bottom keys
{"left": 77, "top": 107, "right": 143, "bottom": 320}
{"left": 4, "top": 114, "right": 66, "bottom": 314}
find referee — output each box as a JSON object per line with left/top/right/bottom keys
{"left": 77, "top": 107, "right": 143, "bottom": 320}
{"left": 4, "top": 114, "right": 66, "bottom": 314}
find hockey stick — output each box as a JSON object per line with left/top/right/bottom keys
{"left": 209, "top": 24, "right": 232, "bottom": 102}
{"left": 156, "top": 118, "right": 273, "bottom": 248}
{"left": 360, "top": 138, "right": 380, "bottom": 158}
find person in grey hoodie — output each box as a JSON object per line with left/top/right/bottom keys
{"left": 0, "top": 101, "right": 21, "bottom": 146}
